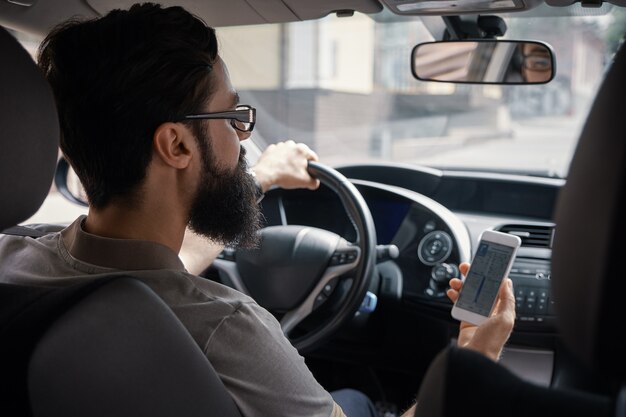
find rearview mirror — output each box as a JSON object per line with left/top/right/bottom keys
{"left": 411, "top": 40, "right": 555, "bottom": 85}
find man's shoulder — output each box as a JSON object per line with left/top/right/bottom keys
{"left": 132, "top": 269, "right": 256, "bottom": 308}
{"left": 121, "top": 269, "right": 261, "bottom": 345}
{"left": 0, "top": 229, "right": 68, "bottom": 279}
{"left": 0, "top": 226, "right": 62, "bottom": 247}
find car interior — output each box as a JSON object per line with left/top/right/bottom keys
{"left": 1, "top": 0, "right": 625, "bottom": 416}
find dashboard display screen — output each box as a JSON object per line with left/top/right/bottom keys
{"left": 455, "top": 241, "right": 514, "bottom": 316}
{"left": 277, "top": 190, "right": 411, "bottom": 245}
{"left": 368, "top": 200, "right": 411, "bottom": 244}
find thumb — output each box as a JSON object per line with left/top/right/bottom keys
{"left": 494, "top": 278, "right": 515, "bottom": 317}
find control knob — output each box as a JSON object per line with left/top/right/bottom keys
{"left": 425, "top": 263, "right": 459, "bottom": 297}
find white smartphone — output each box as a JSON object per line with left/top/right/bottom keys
{"left": 451, "top": 230, "right": 521, "bottom": 326}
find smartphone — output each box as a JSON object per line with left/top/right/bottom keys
{"left": 451, "top": 230, "right": 521, "bottom": 325}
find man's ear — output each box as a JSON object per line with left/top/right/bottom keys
{"left": 152, "top": 122, "right": 195, "bottom": 169}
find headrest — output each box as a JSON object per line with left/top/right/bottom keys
{"left": 551, "top": 41, "right": 626, "bottom": 378}
{"left": 0, "top": 27, "right": 59, "bottom": 230}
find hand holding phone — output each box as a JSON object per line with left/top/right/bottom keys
{"left": 447, "top": 264, "right": 516, "bottom": 361}
{"left": 451, "top": 230, "right": 520, "bottom": 326}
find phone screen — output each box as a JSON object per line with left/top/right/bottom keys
{"left": 455, "top": 241, "right": 514, "bottom": 316}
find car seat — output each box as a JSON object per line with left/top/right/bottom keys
{"left": 0, "top": 26, "right": 242, "bottom": 417}
{"left": 413, "top": 37, "right": 626, "bottom": 417}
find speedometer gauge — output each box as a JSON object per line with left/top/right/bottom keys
{"left": 417, "top": 231, "right": 453, "bottom": 265}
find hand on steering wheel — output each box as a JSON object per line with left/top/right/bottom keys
{"left": 213, "top": 161, "right": 377, "bottom": 353}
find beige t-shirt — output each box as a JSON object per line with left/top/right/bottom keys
{"left": 0, "top": 216, "right": 345, "bottom": 417}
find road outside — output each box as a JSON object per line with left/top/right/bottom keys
{"left": 408, "top": 115, "right": 584, "bottom": 177}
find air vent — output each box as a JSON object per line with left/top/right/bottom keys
{"left": 497, "top": 224, "right": 554, "bottom": 248}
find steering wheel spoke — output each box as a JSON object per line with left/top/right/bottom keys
{"left": 280, "top": 241, "right": 360, "bottom": 335}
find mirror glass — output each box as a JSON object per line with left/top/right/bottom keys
{"left": 411, "top": 41, "right": 554, "bottom": 84}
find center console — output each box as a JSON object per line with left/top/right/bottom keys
{"left": 509, "top": 257, "right": 556, "bottom": 330}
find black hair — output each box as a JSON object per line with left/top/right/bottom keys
{"left": 38, "top": 3, "right": 218, "bottom": 208}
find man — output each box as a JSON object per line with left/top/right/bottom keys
{"left": 520, "top": 43, "right": 553, "bottom": 83}
{"left": 0, "top": 4, "right": 515, "bottom": 416}
{"left": 506, "top": 43, "right": 553, "bottom": 84}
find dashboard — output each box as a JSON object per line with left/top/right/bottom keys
{"left": 257, "top": 163, "right": 560, "bottom": 334}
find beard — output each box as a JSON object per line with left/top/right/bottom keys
{"left": 187, "top": 126, "right": 261, "bottom": 248}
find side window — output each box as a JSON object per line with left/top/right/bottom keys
{"left": 24, "top": 157, "right": 87, "bottom": 226}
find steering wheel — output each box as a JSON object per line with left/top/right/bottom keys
{"left": 212, "top": 161, "right": 377, "bottom": 352}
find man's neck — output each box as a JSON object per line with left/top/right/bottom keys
{"left": 84, "top": 205, "right": 187, "bottom": 254}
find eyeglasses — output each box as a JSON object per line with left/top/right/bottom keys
{"left": 183, "top": 104, "right": 256, "bottom": 133}
{"left": 523, "top": 55, "right": 552, "bottom": 72}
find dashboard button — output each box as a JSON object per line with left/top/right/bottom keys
{"left": 313, "top": 293, "right": 327, "bottom": 309}
{"left": 537, "top": 301, "right": 547, "bottom": 313}
{"left": 330, "top": 250, "right": 359, "bottom": 266}
{"left": 322, "top": 279, "right": 338, "bottom": 296}
{"left": 423, "top": 220, "right": 436, "bottom": 233}
{"left": 417, "top": 231, "right": 453, "bottom": 265}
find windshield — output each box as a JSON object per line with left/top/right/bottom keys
{"left": 220, "top": 5, "right": 625, "bottom": 178}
